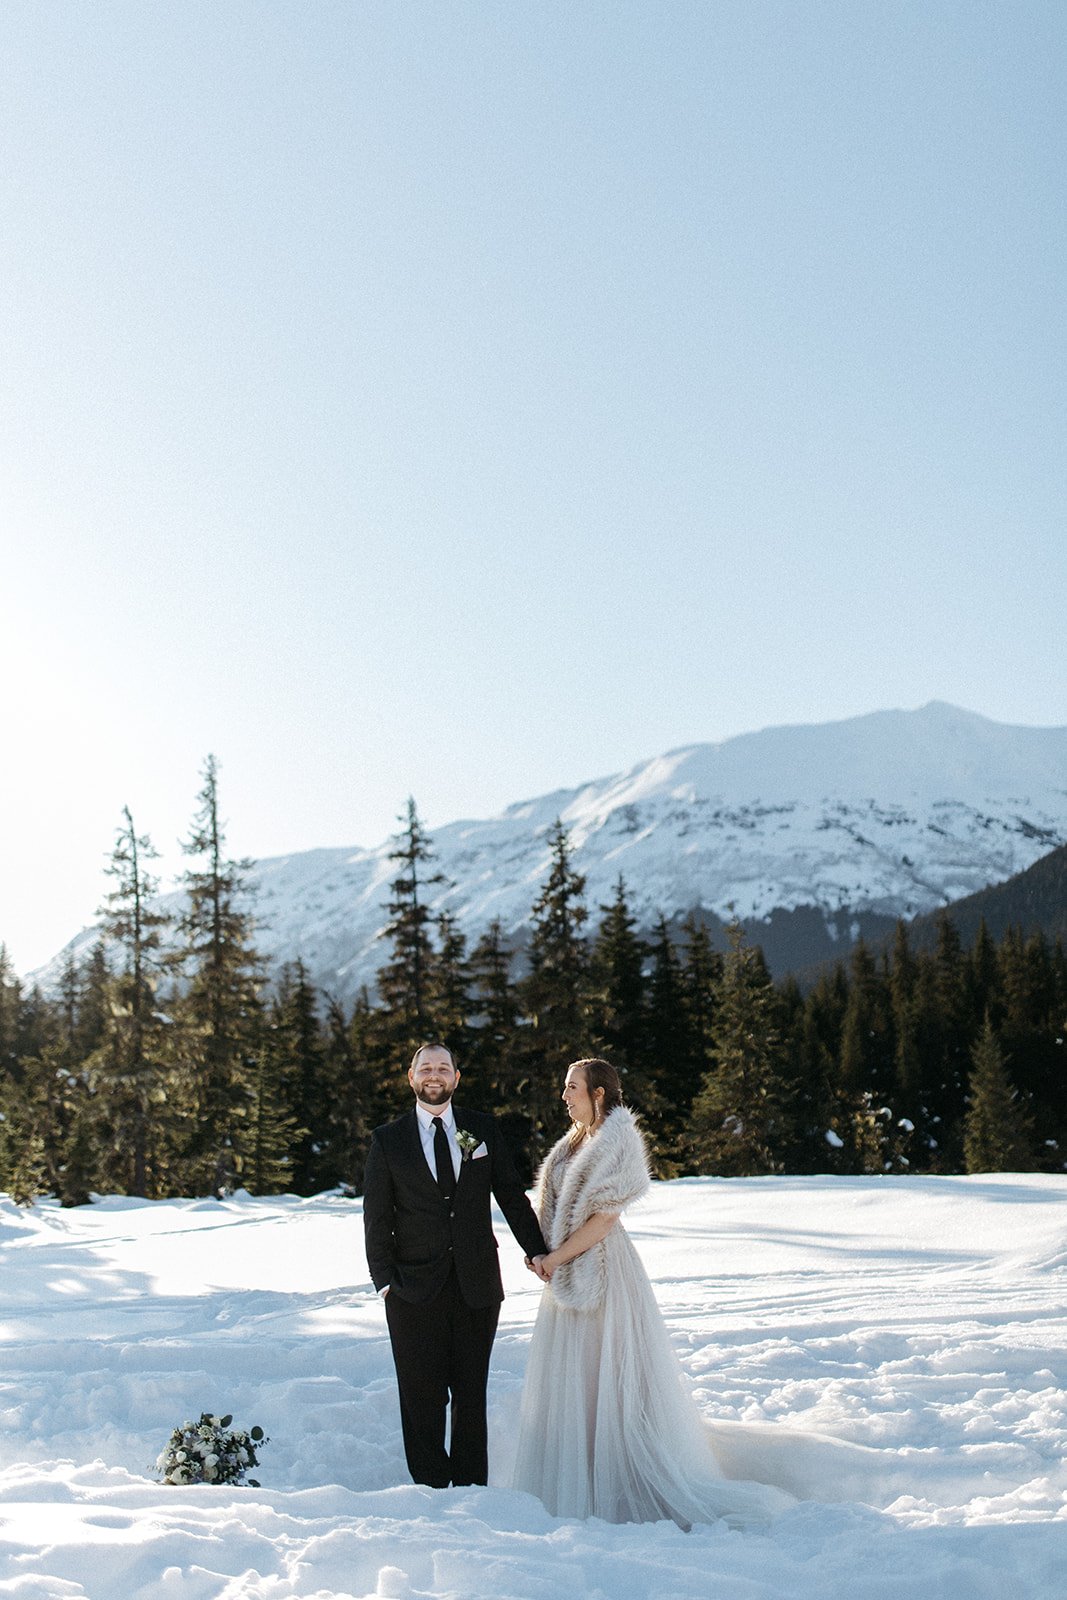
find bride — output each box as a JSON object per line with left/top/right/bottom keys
{"left": 512, "top": 1057, "right": 792, "bottom": 1528}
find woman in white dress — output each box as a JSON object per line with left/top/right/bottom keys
{"left": 512, "top": 1057, "right": 791, "bottom": 1529}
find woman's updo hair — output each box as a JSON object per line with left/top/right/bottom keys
{"left": 570, "top": 1057, "right": 624, "bottom": 1126}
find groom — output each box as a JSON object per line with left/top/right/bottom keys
{"left": 363, "top": 1042, "right": 548, "bottom": 1488}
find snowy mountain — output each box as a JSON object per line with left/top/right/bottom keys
{"left": 35, "top": 702, "right": 1067, "bottom": 999}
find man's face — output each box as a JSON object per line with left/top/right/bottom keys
{"left": 408, "top": 1047, "right": 459, "bottom": 1111}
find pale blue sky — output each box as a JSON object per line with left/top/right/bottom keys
{"left": 1, "top": 1, "right": 1064, "bottom": 972}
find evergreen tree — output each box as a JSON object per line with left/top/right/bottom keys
{"left": 467, "top": 919, "right": 522, "bottom": 1108}
{"left": 838, "top": 939, "right": 894, "bottom": 1101}
{"left": 76, "top": 942, "right": 111, "bottom": 1060}
{"left": 17, "top": 1038, "right": 96, "bottom": 1206}
{"left": 643, "top": 916, "right": 692, "bottom": 1159}
{"left": 790, "top": 964, "right": 851, "bottom": 1170}
{"left": 967, "top": 918, "right": 1000, "bottom": 1026}
{"left": 903, "top": 951, "right": 946, "bottom": 1168}
{"left": 315, "top": 994, "right": 372, "bottom": 1192}
{"left": 88, "top": 807, "right": 174, "bottom": 1196}
{"left": 267, "top": 960, "right": 320, "bottom": 1193}
{"left": 0, "top": 1076, "right": 48, "bottom": 1203}
{"left": 467, "top": 920, "right": 532, "bottom": 1174}
{"left": 348, "top": 985, "right": 405, "bottom": 1132}
{"left": 589, "top": 879, "right": 649, "bottom": 1080}
{"left": 680, "top": 915, "right": 722, "bottom": 1082}
{"left": 519, "top": 820, "right": 590, "bottom": 1152}
{"left": 847, "top": 1091, "right": 906, "bottom": 1173}
{"left": 686, "top": 924, "right": 785, "bottom": 1175}
{"left": 0, "top": 944, "right": 20, "bottom": 1085}
{"left": 888, "top": 921, "right": 922, "bottom": 1131}
{"left": 964, "top": 1014, "right": 1034, "bottom": 1172}
{"left": 429, "top": 911, "right": 473, "bottom": 1061}
{"left": 376, "top": 798, "right": 446, "bottom": 1050}
{"left": 58, "top": 952, "right": 80, "bottom": 1056}
{"left": 835, "top": 940, "right": 899, "bottom": 1169}
{"left": 774, "top": 975, "right": 836, "bottom": 1173}
{"left": 245, "top": 1044, "right": 300, "bottom": 1195}
{"left": 174, "top": 755, "right": 265, "bottom": 1195}
{"left": 928, "top": 914, "right": 971, "bottom": 1166}
{"left": 997, "top": 928, "right": 1062, "bottom": 1163}
{"left": 10, "top": 950, "right": 100, "bottom": 1206}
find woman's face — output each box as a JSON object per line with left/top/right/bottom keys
{"left": 562, "top": 1065, "right": 596, "bottom": 1127}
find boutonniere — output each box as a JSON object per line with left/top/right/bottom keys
{"left": 455, "top": 1129, "right": 480, "bottom": 1163}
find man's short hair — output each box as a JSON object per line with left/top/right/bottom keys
{"left": 410, "top": 1041, "right": 457, "bottom": 1071}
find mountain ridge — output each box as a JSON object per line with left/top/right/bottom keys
{"left": 32, "top": 701, "right": 1067, "bottom": 998}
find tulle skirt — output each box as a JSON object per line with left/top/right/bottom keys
{"left": 512, "top": 1225, "right": 792, "bottom": 1528}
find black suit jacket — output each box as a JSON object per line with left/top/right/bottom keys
{"left": 363, "top": 1106, "right": 547, "bottom": 1308}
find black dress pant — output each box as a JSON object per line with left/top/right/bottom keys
{"left": 384, "top": 1269, "right": 501, "bottom": 1487}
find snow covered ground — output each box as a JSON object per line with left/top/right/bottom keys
{"left": 0, "top": 1174, "right": 1064, "bottom": 1599}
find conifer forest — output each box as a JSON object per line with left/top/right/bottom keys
{"left": 1, "top": 759, "right": 1064, "bottom": 1204}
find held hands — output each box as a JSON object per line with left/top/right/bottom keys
{"left": 524, "top": 1253, "right": 554, "bottom": 1282}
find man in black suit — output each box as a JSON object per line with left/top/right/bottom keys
{"left": 363, "top": 1041, "right": 548, "bottom": 1488}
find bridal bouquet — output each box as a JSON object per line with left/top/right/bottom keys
{"left": 155, "top": 1412, "right": 268, "bottom": 1486}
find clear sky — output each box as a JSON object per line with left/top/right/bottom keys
{"left": 1, "top": 1, "right": 1064, "bottom": 975}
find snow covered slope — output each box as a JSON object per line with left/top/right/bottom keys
{"left": 36, "top": 702, "right": 1067, "bottom": 999}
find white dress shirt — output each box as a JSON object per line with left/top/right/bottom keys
{"left": 415, "top": 1103, "right": 461, "bottom": 1183}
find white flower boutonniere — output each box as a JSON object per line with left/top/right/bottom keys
{"left": 455, "top": 1129, "right": 480, "bottom": 1163}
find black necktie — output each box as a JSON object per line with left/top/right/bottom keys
{"left": 433, "top": 1118, "right": 455, "bottom": 1200}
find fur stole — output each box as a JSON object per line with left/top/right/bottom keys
{"left": 533, "top": 1105, "right": 651, "bottom": 1312}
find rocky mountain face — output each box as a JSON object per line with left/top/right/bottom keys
{"left": 36, "top": 702, "right": 1067, "bottom": 998}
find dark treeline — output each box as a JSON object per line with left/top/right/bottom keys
{"left": 1, "top": 765, "right": 1063, "bottom": 1205}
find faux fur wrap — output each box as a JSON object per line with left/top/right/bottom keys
{"left": 534, "top": 1105, "right": 651, "bottom": 1312}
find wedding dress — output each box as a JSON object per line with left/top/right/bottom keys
{"left": 511, "top": 1108, "right": 793, "bottom": 1528}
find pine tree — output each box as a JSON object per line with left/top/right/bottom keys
{"left": 997, "top": 928, "right": 1061, "bottom": 1164}
{"left": 888, "top": 922, "right": 922, "bottom": 1124}
{"left": 29, "top": 948, "right": 100, "bottom": 1205}
{"left": 0, "top": 944, "right": 20, "bottom": 1085}
{"left": 964, "top": 1015, "right": 1034, "bottom": 1172}
{"left": 315, "top": 995, "right": 372, "bottom": 1192}
{"left": 680, "top": 915, "right": 722, "bottom": 1083}
{"left": 88, "top": 807, "right": 174, "bottom": 1196}
{"left": 468, "top": 919, "right": 522, "bottom": 1110}
{"left": 589, "top": 879, "right": 649, "bottom": 1079}
{"left": 429, "top": 911, "right": 473, "bottom": 1061}
{"left": 519, "top": 819, "right": 590, "bottom": 1152}
{"left": 267, "top": 961, "right": 320, "bottom": 1193}
{"left": 643, "top": 916, "right": 692, "bottom": 1159}
{"left": 348, "top": 985, "right": 405, "bottom": 1133}
{"left": 838, "top": 939, "right": 894, "bottom": 1099}
{"left": 376, "top": 798, "right": 447, "bottom": 1052}
{"left": 774, "top": 975, "right": 835, "bottom": 1173}
{"left": 929, "top": 914, "right": 970, "bottom": 1166}
{"left": 834, "top": 940, "right": 900, "bottom": 1169}
{"left": 686, "top": 924, "right": 785, "bottom": 1175}
{"left": 847, "top": 1091, "right": 905, "bottom": 1174}
{"left": 76, "top": 942, "right": 111, "bottom": 1059}
{"left": 174, "top": 755, "right": 265, "bottom": 1195}
{"left": 467, "top": 917, "right": 535, "bottom": 1177}
{"left": 967, "top": 918, "right": 1000, "bottom": 1027}
{"left": 244, "top": 1044, "right": 300, "bottom": 1195}
{"left": 0, "top": 1077, "right": 48, "bottom": 1204}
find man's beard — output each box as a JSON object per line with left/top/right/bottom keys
{"left": 415, "top": 1084, "right": 453, "bottom": 1107}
